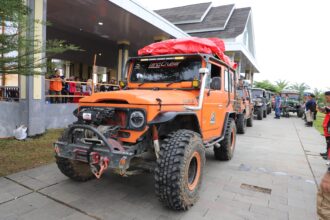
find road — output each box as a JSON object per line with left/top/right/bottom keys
{"left": 0, "top": 113, "right": 325, "bottom": 220}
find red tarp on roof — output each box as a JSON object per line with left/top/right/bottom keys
{"left": 138, "top": 37, "right": 237, "bottom": 69}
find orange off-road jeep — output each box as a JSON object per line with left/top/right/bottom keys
{"left": 235, "top": 79, "right": 254, "bottom": 134}
{"left": 54, "top": 38, "right": 238, "bottom": 210}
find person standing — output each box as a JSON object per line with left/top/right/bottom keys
{"left": 317, "top": 91, "right": 330, "bottom": 219}
{"left": 305, "top": 94, "right": 316, "bottom": 127}
{"left": 68, "top": 76, "right": 76, "bottom": 103}
{"left": 319, "top": 91, "right": 330, "bottom": 159}
{"left": 274, "top": 93, "right": 282, "bottom": 119}
{"left": 49, "top": 69, "right": 63, "bottom": 103}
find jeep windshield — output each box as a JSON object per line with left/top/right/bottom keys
{"left": 287, "top": 94, "right": 299, "bottom": 100}
{"left": 129, "top": 57, "right": 201, "bottom": 86}
{"left": 251, "top": 90, "right": 264, "bottom": 99}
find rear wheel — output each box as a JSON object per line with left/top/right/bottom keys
{"left": 237, "top": 114, "right": 246, "bottom": 134}
{"left": 56, "top": 157, "right": 94, "bottom": 182}
{"left": 214, "top": 119, "right": 237, "bottom": 161}
{"left": 155, "top": 130, "right": 205, "bottom": 210}
{"left": 263, "top": 109, "right": 267, "bottom": 118}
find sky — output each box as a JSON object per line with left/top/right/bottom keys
{"left": 135, "top": 0, "right": 330, "bottom": 91}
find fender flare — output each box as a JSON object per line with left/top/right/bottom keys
{"left": 148, "top": 112, "right": 202, "bottom": 134}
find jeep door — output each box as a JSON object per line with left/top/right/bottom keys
{"left": 201, "top": 63, "right": 227, "bottom": 141}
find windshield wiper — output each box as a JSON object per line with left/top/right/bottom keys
{"left": 138, "top": 82, "right": 146, "bottom": 87}
{"left": 138, "top": 80, "right": 158, "bottom": 87}
{"left": 166, "top": 79, "right": 184, "bottom": 87}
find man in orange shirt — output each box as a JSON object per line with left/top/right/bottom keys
{"left": 49, "top": 69, "right": 63, "bottom": 103}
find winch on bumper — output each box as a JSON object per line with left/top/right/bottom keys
{"left": 54, "top": 124, "right": 135, "bottom": 178}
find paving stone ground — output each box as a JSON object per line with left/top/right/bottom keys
{"left": 0, "top": 113, "right": 326, "bottom": 220}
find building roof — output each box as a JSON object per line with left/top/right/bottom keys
{"left": 176, "top": 4, "right": 235, "bottom": 33}
{"left": 190, "top": 7, "right": 251, "bottom": 39}
{"left": 156, "top": 4, "right": 251, "bottom": 38}
{"left": 155, "top": 2, "right": 212, "bottom": 24}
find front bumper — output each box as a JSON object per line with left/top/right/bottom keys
{"left": 54, "top": 124, "right": 136, "bottom": 175}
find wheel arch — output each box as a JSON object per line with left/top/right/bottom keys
{"left": 149, "top": 112, "right": 202, "bottom": 138}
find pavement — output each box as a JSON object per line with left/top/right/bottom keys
{"left": 0, "top": 113, "right": 326, "bottom": 220}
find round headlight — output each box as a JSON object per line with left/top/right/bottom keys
{"left": 130, "top": 111, "right": 145, "bottom": 129}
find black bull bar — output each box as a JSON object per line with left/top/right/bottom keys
{"left": 54, "top": 124, "right": 135, "bottom": 177}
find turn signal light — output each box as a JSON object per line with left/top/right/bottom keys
{"left": 192, "top": 79, "right": 200, "bottom": 88}
{"left": 119, "top": 81, "right": 126, "bottom": 88}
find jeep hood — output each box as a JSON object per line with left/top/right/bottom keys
{"left": 80, "top": 90, "right": 198, "bottom": 105}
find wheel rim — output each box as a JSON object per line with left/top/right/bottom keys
{"left": 230, "top": 128, "right": 235, "bottom": 150}
{"left": 187, "top": 152, "right": 201, "bottom": 191}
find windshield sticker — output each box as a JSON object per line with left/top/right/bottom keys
{"left": 148, "top": 61, "right": 181, "bottom": 69}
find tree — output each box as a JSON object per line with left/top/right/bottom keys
{"left": 289, "top": 82, "right": 310, "bottom": 101}
{"left": 314, "top": 88, "right": 325, "bottom": 105}
{"left": 253, "top": 80, "right": 279, "bottom": 93}
{"left": 0, "top": 0, "right": 79, "bottom": 76}
{"left": 275, "top": 79, "right": 289, "bottom": 92}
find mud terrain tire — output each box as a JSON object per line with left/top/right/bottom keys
{"left": 257, "top": 108, "right": 263, "bottom": 120}
{"left": 237, "top": 114, "right": 246, "bottom": 134}
{"left": 155, "top": 129, "right": 205, "bottom": 210}
{"left": 246, "top": 115, "right": 253, "bottom": 127}
{"left": 56, "top": 157, "right": 95, "bottom": 182}
{"left": 214, "top": 119, "right": 237, "bottom": 161}
{"left": 263, "top": 110, "right": 267, "bottom": 118}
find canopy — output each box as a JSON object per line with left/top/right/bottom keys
{"left": 138, "top": 37, "right": 237, "bottom": 69}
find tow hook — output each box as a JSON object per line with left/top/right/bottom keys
{"left": 90, "top": 156, "right": 109, "bottom": 179}
{"left": 119, "top": 156, "right": 127, "bottom": 176}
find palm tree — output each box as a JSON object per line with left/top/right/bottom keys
{"left": 314, "top": 88, "right": 324, "bottom": 104}
{"left": 275, "top": 80, "right": 290, "bottom": 92}
{"left": 289, "top": 82, "right": 310, "bottom": 101}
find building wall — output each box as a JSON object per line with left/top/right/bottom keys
{"left": 0, "top": 102, "right": 78, "bottom": 138}
{"left": 0, "top": 102, "right": 22, "bottom": 138}
{"left": 44, "top": 103, "right": 78, "bottom": 129}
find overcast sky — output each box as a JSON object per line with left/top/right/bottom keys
{"left": 135, "top": 0, "right": 329, "bottom": 91}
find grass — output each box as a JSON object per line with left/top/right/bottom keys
{"left": 0, "top": 129, "right": 63, "bottom": 177}
{"left": 314, "top": 112, "right": 325, "bottom": 135}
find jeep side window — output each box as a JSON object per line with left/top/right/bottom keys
{"left": 224, "top": 69, "right": 229, "bottom": 91}
{"left": 210, "top": 64, "right": 221, "bottom": 90}
{"left": 230, "top": 71, "right": 235, "bottom": 92}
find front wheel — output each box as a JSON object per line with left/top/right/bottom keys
{"left": 56, "top": 157, "right": 95, "bottom": 182}
{"left": 263, "top": 109, "right": 267, "bottom": 118}
{"left": 155, "top": 130, "right": 205, "bottom": 210}
{"left": 214, "top": 119, "right": 237, "bottom": 161}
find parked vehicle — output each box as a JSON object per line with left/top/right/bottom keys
{"left": 280, "top": 89, "right": 304, "bottom": 117}
{"left": 235, "top": 79, "right": 254, "bottom": 133}
{"left": 265, "top": 91, "right": 273, "bottom": 114}
{"left": 251, "top": 88, "right": 268, "bottom": 120}
{"left": 54, "top": 38, "right": 239, "bottom": 211}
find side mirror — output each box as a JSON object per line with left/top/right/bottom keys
{"left": 199, "top": 68, "right": 210, "bottom": 75}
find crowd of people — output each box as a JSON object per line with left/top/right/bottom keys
{"left": 272, "top": 90, "right": 330, "bottom": 219}
{"left": 46, "top": 69, "right": 119, "bottom": 103}
{"left": 317, "top": 91, "right": 330, "bottom": 220}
